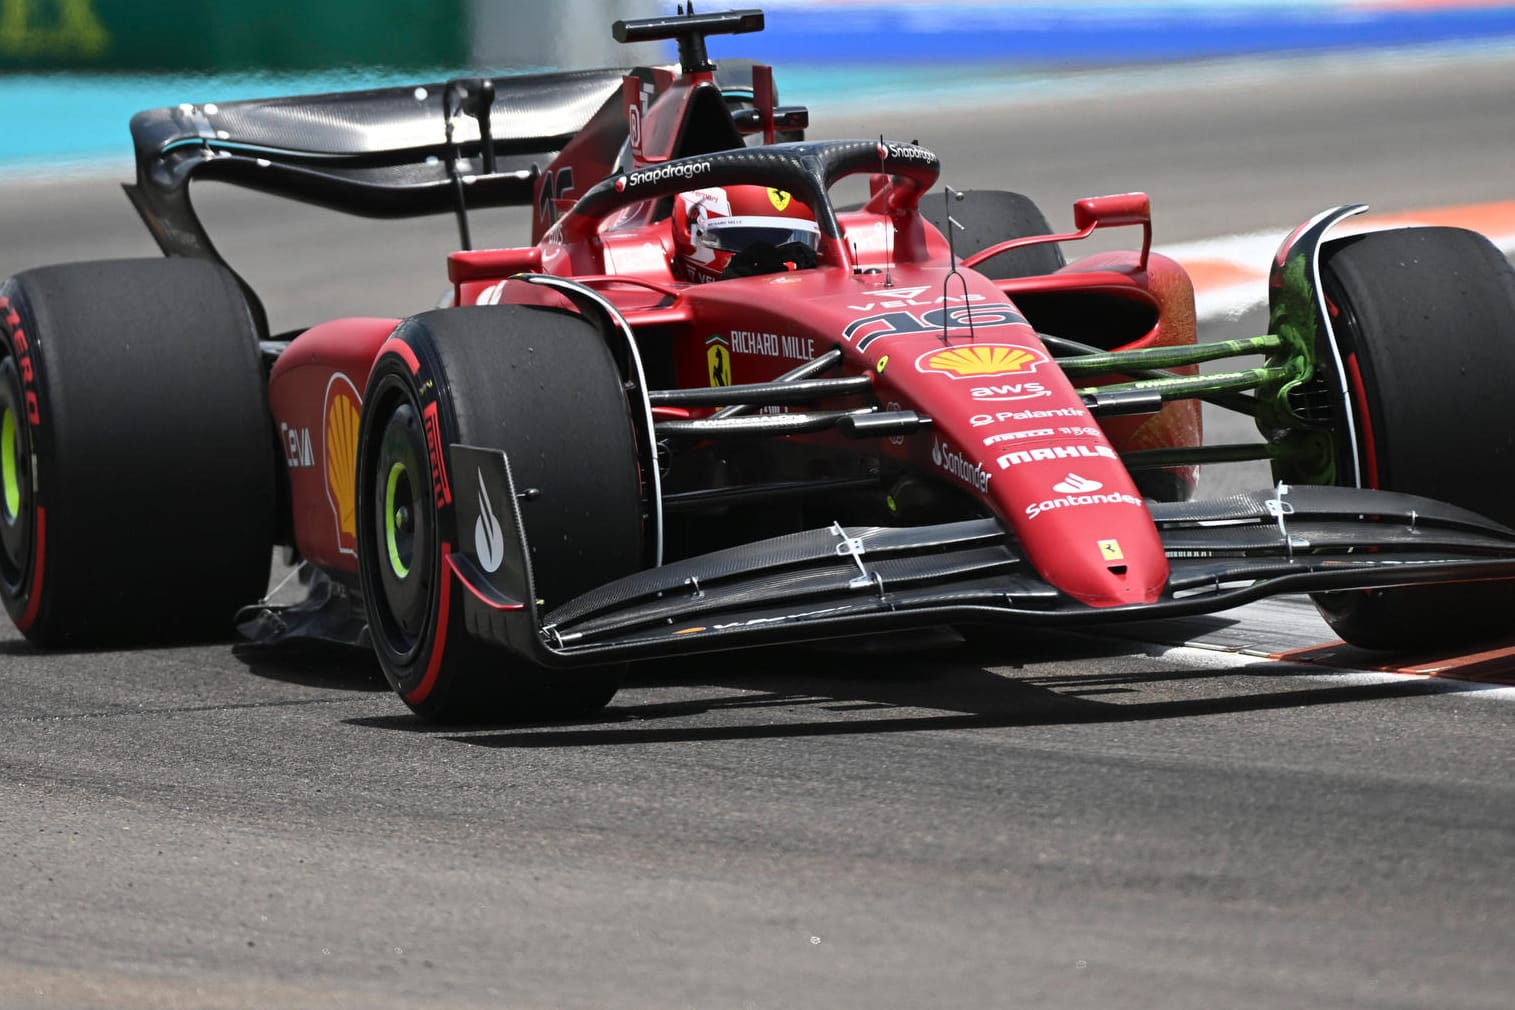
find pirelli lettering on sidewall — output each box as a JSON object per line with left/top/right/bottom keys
{"left": 421, "top": 401, "right": 452, "bottom": 507}
{"left": 0, "top": 297, "right": 40, "bottom": 426}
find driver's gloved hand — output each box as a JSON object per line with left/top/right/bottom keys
{"left": 720, "top": 240, "right": 818, "bottom": 279}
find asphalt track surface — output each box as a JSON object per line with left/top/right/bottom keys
{"left": 3, "top": 53, "right": 1515, "bottom": 1010}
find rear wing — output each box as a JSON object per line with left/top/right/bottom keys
{"left": 123, "top": 68, "right": 631, "bottom": 265}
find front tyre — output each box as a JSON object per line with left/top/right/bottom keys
{"left": 356, "top": 306, "right": 644, "bottom": 723}
{"left": 1304, "top": 227, "right": 1515, "bottom": 650}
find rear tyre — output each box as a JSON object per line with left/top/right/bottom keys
{"left": 356, "top": 305, "right": 644, "bottom": 723}
{"left": 920, "top": 189, "right": 1064, "bottom": 279}
{"left": 0, "top": 258, "right": 276, "bottom": 644}
{"left": 1302, "top": 227, "right": 1515, "bottom": 650}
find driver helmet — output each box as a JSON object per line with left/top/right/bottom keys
{"left": 672, "top": 185, "right": 820, "bottom": 282}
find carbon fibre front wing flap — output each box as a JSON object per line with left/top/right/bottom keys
{"left": 447, "top": 445, "right": 1515, "bottom": 667}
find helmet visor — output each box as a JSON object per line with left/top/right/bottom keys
{"left": 699, "top": 215, "right": 820, "bottom": 253}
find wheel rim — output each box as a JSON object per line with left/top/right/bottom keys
{"left": 1, "top": 407, "right": 19, "bottom": 522}
{"left": 367, "top": 395, "right": 436, "bottom": 660}
{"left": 0, "top": 359, "right": 31, "bottom": 585}
{"left": 384, "top": 460, "right": 414, "bottom": 579}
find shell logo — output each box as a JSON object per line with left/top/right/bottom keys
{"left": 323, "top": 374, "right": 362, "bottom": 556}
{"left": 916, "top": 343, "right": 1045, "bottom": 379}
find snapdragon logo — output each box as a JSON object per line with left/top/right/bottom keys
{"left": 879, "top": 142, "right": 935, "bottom": 164}
{"left": 615, "top": 160, "right": 712, "bottom": 191}
{"left": 931, "top": 438, "right": 991, "bottom": 492}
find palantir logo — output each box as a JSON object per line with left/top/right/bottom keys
{"left": 1053, "top": 473, "right": 1102, "bottom": 495}
{"left": 474, "top": 469, "right": 505, "bottom": 574}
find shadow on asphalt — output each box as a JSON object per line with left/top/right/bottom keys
{"left": 341, "top": 627, "right": 1478, "bottom": 746}
{"left": 231, "top": 640, "right": 388, "bottom": 692}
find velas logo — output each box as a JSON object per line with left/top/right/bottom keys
{"left": 932, "top": 438, "right": 991, "bottom": 492}
{"left": 615, "top": 160, "right": 712, "bottom": 192}
{"left": 1053, "top": 473, "right": 1102, "bottom": 494}
{"left": 474, "top": 469, "right": 505, "bottom": 574}
{"left": 916, "top": 343, "right": 1045, "bottom": 380}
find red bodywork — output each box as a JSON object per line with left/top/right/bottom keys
{"left": 267, "top": 61, "right": 1200, "bottom": 609}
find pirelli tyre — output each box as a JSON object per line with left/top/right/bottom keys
{"left": 1307, "top": 226, "right": 1515, "bottom": 650}
{"left": 920, "top": 189, "right": 1065, "bottom": 280}
{"left": 0, "top": 258, "right": 276, "bottom": 644}
{"left": 356, "top": 305, "right": 644, "bottom": 723}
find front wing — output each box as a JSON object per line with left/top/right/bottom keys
{"left": 448, "top": 446, "right": 1515, "bottom": 666}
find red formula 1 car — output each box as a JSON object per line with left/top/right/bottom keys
{"left": 6, "top": 7, "right": 1515, "bottom": 722}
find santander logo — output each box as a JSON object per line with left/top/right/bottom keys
{"left": 1053, "top": 473, "right": 1102, "bottom": 494}
{"left": 931, "top": 438, "right": 991, "bottom": 492}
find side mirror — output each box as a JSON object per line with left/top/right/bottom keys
{"left": 1073, "top": 193, "right": 1152, "bottom": 268}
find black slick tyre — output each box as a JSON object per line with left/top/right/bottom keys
{"left": 355, "top": 305, "right": 644, "bottom": 723}
{"left": 0, "top": 258, "right": 275, "bottom": 644}
{"left": 1306, "top": 227, "right": 1515, "bottom": 650}
{"left": 920, "top": 189, "right": 1064, "bottom": 279}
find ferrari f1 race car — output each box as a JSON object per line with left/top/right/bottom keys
{"left": 6, "top": 7, "right": 1515, "bottom": 722}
